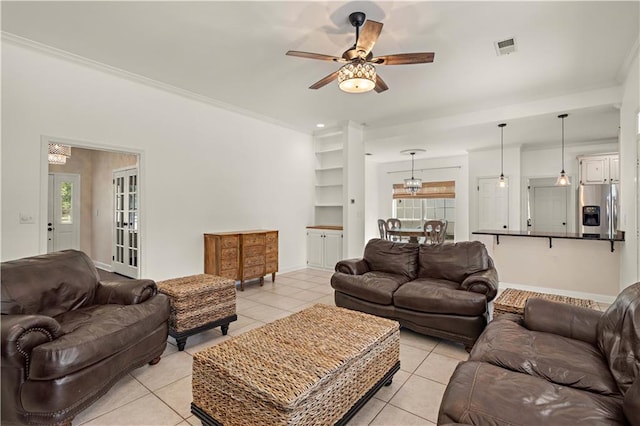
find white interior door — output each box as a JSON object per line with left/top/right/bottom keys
{"left": 478, "top": 177, "right": 509, "bottom": 230}
{"left": 47, "top": 173, "right": 80, "bottom": 252}
{"left": 113, "top": 168, "right": 140, "bottom": 277}
{"left": 532, "top": 186, "right": 568, "bottom": 233}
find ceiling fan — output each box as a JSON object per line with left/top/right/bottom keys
{"left": 286, "top": 11, "right": 435, "bottom": 94}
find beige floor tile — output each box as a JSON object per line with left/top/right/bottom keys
{"left": 259, "top": 284, "right": 304, "bottom": 297}
{"left": 154, "top": 375, "right": 192, "bottom": 418}
{"left": 315, "top": 294, "right": 336, "bottom": 306}
{"left": 432, "top": 340, "right": 469, "bottom": 361}
{"left": 286, "top": 288, "right": 327, "bottom": 302}
{"left": 185, "top": 415, "right": 200, "bottom": 426}
{"left": 399, "top": 344, "right": 430, "bottom": 373}
{"left": 240, "top": 304, "right": 292, "bottom": 322}
{"left": 245, "top": 292, "right": 307, "bottom": 310}
{"left": 388, "top": 375, "right": 446, "bottom": 423}
{"left": 373, "top": 369, "right": 411, "bottom": 403}
{"left": 369, "top": 404, "right": 434, "bottom": 425}
{"left": 185, "top": 333, "right": 231, "bottom": 356}
{"left": 285, "top": 279, "right": 324, "bottom": 291}
{"left": 307, "top": 275, "right": 330, "bottom": 285}
{"left": 414, "top": 352, "right": 461, "bottom": 384}
{"left": 162, "top": 341, "right": 179, "bottom": 357}
{"left": 82, "top": 394, "right": 182, "bottom": 426}
{"left": 74, "top": 375, "right": 150, "bottom": 425}
{"left": 130, "top": 351, "right": 193, "bottom": 391}
{"left": 399, "top": 329, "right": 439, "bottom": 352}
{"left": 228, "top": 320, "right": 266, "bottom": 336}
{"left": 345, "top": 397, "right": 386, "bottom": 425}
{"left": 235, "top": 297, "right": 261, "bottom": 311}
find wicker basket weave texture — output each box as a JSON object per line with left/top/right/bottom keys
{"left": 192, "top": 304, "right": 400, "bottom": 426}
{"left": 157, "top": 274, "right": 236, "bottom": 333}
{"left": 494, "top": 288, "right": 598, "bottom": 319}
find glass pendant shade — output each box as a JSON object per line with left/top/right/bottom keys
{"left": 338, "top": 61, "right": 376, "bottom": 93}
{"left": 48, "top": 143, "right": 71, "bottom": 165}
{"left": 498, "top": 174, "right": 507, "bottom": 188}
{"left": 556, "top": 114, "right": 570, "bottom": 186}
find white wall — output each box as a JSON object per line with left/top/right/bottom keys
{"left": 1, "top": 41, "right": 314, "bottom": 280}
{"left": 618, "top": 53, "right": 640, "bottom": 289}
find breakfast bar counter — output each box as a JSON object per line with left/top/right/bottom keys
{"left": 472, "top": 229, "right": 624, "bottom": 252}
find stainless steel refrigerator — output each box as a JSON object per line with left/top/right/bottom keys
{"left": 578, "top": 183, "right": 619, "bottom": 237}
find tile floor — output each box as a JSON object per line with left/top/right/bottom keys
{"left": 75, "top": 268, "right": 470, "bottom": 425}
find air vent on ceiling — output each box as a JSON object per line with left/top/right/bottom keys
{"left": 494, "top": 37, "right": 517, "bottom": 56}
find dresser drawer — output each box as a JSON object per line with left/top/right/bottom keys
{"left": 266, "top": 261, "right": 278, "bottom": 273}
{"left": 266, "top": 252, "right": 278, "bottom": 263}
{"left": 243, "top": 234, "right": 265, "bottom": 246}
{"left": 221, "top": 236, "right": 239, "bottom": 248}
{"left": 220, "top": 247, "right": 238, "bottom": 261}
{"left": 244, "top": 245, "right": 265, "bottom": 257}
{"left": 220, "top": 268, "right": 238, "bottom": 280}
{"left": 244, "top": 255, "right": 265, "bottom": 267}
{"left": 243, "top": 265, "right": 265, "bottom": 279}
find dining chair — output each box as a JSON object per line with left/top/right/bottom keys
{"left": 423, "top": 219, "right": 448, "bottom": 244}
{"left": 377, "top": 219, "right": 389, "bottom": 240}
{"left": 386, "top": 218, "right": 402, "bottom": 241}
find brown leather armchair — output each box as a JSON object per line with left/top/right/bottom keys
{"left": 331, "top": 239, "right": 498, "bottom": 350}
{"left": 1, "top": 250, "right": 170, "bottom": 425}
{"left": 439, "top": 282, "right": 640, "bottom": 425}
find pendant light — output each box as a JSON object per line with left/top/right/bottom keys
{"left": 556, "top": 113, "right": 570, "bottom": 186}
{"left": 401, "top": 149, "right": 424, "bottom": 195}
{"left": 498, "top": 123, "right": 507, "bottom": 187}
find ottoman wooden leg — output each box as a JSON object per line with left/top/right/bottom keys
{"left": 176, "top": 337, "right": 188, "bottom": 351}
{"left": 221, "top": 323, "right": 230, "bottom": 335}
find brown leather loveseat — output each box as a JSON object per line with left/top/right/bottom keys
{"left": 439, "top": 282, "right": 640, "bottom": 425}
{"left": 331, "top": 239, "right": 498, "bottom": 350}
{"left": 1, "top": 250, "right": 171, "bottom": 425}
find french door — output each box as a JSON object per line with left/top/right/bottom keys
{"left": 113, "top": 168, "right": 139, "bottom": 277}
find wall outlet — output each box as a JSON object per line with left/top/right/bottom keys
{"left": 19, "top": 212, "right": 35, "bottom": 224}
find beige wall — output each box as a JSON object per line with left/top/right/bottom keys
{"left": 49, "top": 147, "right": 137, "bottom": 266}
{"left": 476, "top": 234, "right": 620, "bottom": 302}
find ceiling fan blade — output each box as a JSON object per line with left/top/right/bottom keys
{"left": 370, "top": 52, "right": 435, "bottom": 65}
{"left": 309, "top": 70, "right": 340, "bottom": 90}
{"left": 356, "top": 20, "right": 383, "bottom": 56}
{"left": 374, "top": 75, "right": 389, "bottom": 93}
{"left": 286, "top": 50, "right": 346, "bottom": 63}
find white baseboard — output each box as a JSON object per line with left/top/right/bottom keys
{"left": 94, "top": 261, "right": 113, "bottom": 272}
{"left": 500, "top": 282, "right": 616, "bottom": 305}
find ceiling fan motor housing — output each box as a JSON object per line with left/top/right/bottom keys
{"left": 349, "top": 12, "right": 366, "bottom": 28}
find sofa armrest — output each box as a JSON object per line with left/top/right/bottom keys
{"left": 95, "top": 279, "right": 157, "bottom": 305}
{"left": 1, "top": 315, "right": 63, "bottom": 368}
{"left": 335, "top": 258, "right": 370, "bottom": 275}
{"left": 460, "top": 267, "right": 498, "bottom": 301}
{"left": 523, "top": 298, "right": 602, "bottom": 345}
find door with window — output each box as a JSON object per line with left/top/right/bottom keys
{"left": 113, "top": 168, "right": 139, "bottom": 277}
{"left": 47, "top": 173, "right": 81, "bottom": 252}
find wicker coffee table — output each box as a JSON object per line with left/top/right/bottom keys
{"left": 494, "top": 288, "right": 598, "bottom": 320}
{"left": 157, "top": 274, "right": 237, "bottom": 351}
{"left": 191, "top": 304, "right": 400, "bottom": 426}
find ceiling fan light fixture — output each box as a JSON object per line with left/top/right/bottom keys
{"left": 338, "top": 61, "right": 376, "bottom": 93}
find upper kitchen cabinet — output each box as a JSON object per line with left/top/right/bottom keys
{"left": 578, "top": 153, "right": 619, "bottom": 184}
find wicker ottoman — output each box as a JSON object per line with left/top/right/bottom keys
{"left": 157, "top": 274, "right": 237, "bottom": 351}
{"left": 191, "top": 304, "right": 400, "bottom": 426}
{"left": 494, "top": 288, "right": 598, "bottom": 320}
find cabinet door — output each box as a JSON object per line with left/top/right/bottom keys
{"left": 323, "top": 231, "right": 343, "bottom": 269}
{"left": 610, "top": 155, "right": 620, "bottom": 183}
{"left": 307, "top": 230, "right": 324, "bottom": 268}
{"left": 581, "top": 157, "right": 609, "bottom": 184}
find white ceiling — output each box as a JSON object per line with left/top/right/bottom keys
{"left": 2, "top": 1, "right": 638, "bottom": 162}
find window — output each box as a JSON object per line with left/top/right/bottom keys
{"left": 60, "top": 182, "right": 73, "bottom": 224}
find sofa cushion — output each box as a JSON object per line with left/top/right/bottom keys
{"left": 363, "top": 239, "right": 419, "bottom": 280}
{"left": 393, "top": 279, "right": 487, "bottom": 316}
{"left": 597, "top": 282, "right": 640, "bottom": 394}
{"left": 28, "top": 294, "right": 170, "bottom": 380}
{"left": 1, "top": 250, "right": 99, "bottom": 317}
{"left": 439, "top": 361, "right": 625, "bottom": 426}
{"left": 470, "top": 319, "right": 620, "bottom": 396}
{"left": 331, "top": 271, "right": 408, "bottom": 305}
{"left": 418, "top": 241, "right": 489, "bottom": 283}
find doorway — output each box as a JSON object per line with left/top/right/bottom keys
{"left": 526, "top": 177, "right": 571, "bottom": 233}
{"left": 47, "top": 173, "right": 81, "bottom": 252}
{"left": 41, "top": 137, "right": 141, "bottom": 277}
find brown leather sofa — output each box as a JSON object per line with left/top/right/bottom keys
{"left": 1, "top": 250, "right": 170, "bottom": 425}
{"left": 439, "top": 282, "right": 640, "bottom": 426}
{"left": 331, "top": 239, "right": 498, "bottom": 350}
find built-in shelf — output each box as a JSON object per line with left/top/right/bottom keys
{"left": 316, "top": 148, "right": 344, "bottom": 155}
{"left": 315, "top": 184, "right": 343, "bottom": 188}
{"left": 315, "top": 204, "right": 344, "bottom": 207}
{"left": 316, "top": 166, "right": 343, "bottom": 172}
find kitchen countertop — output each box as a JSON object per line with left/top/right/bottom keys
{"left": 472, "top": 229, "right": 624, "bottom": 241}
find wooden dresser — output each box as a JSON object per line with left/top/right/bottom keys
{"left": 204, "top": 230, "right": 278, "bottom": 291}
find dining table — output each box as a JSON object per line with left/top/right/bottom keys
{"left": 386, "top": 228, "right": 425, "bottom": 244}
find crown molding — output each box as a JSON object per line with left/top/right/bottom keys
{"left": 617, "top": 35, "right": 639, "bottom": 84}
{"left": 1, "top": 32, "right": 311, "bottom": 135}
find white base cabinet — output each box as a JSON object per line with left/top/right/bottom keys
{"left": 306, "top": 228, "right": 343, "bottom": 270}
